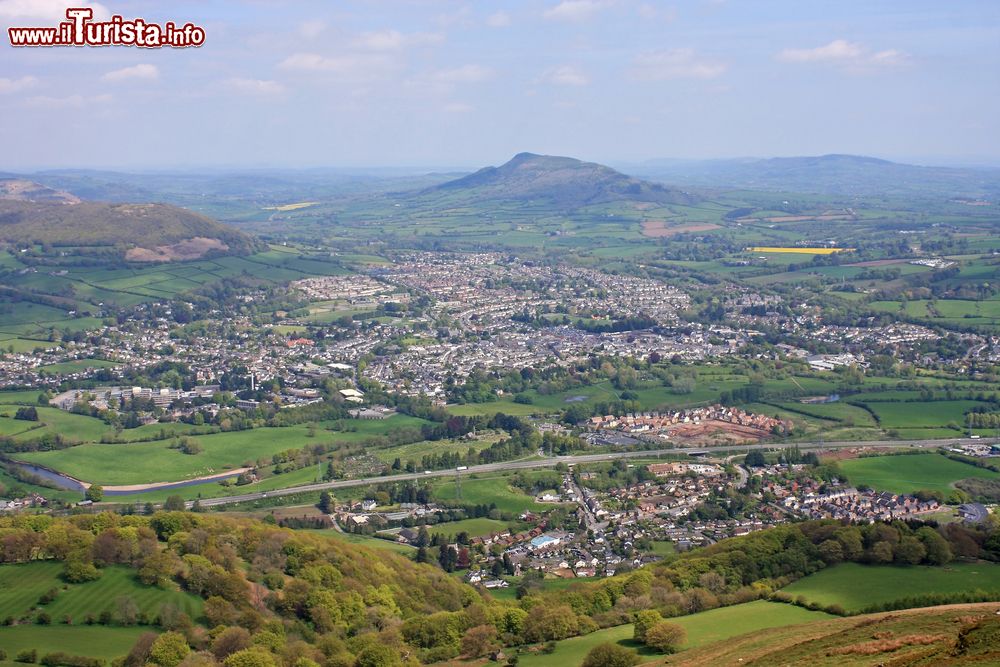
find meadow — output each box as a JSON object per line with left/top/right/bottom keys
{"left": 517, "top": 600, "right": 831, "bottom": 667}
{"left": 781, "top": 562, "right": 1000, "bottom": 613}
{"left": 838, "top": 452, "right": 1000, "bottom": 494}
{"left": 17, "top": 414, "right": 428, "bottom": 486}
{"left": 430, "top": 475, "right": 550, "bottom": 514}
{"left": 0, "top": 626, "right": 147, "bottom": 662}
{"left": 0, "top": 561, "right": 203, "bottom": 623}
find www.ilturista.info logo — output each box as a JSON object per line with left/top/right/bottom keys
{"left": 8, "top": 8, "right": 205, "bottom": 48}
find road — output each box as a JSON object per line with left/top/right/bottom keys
{"left": 188, "top": 437, "right": 962, "bottom": 509}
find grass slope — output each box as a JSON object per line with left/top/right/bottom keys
{"left": 839, "top": 453, "right": 1000, "bottom": 494}
{"left": 519, "top": 601, "right": 830, "bottom": 666}
{"left": 781, "top": 562, "right": 1000, "bottom": 613}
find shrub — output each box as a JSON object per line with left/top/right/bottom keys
{"left": 15, "top": 649, "right": 37, "bottom": 664}
{"left": 644, "top": 621, "right": 686, "bottom": 654}
{"left": 581, "top": 643, "right": 640, "bottom": 667}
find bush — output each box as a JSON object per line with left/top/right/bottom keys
{"left": 15, "top": 649, "right": 37, "bottom": 664}
{"left": 644, "top": 621, "right": 686, "bottom": 654}
{"left": 581, "top": 643, "right": 640, "bottom": 667}
{"left": 40, "top": 653, "right": 104, "bottom": 667}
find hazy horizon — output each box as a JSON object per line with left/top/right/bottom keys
{"left": 2, "top": 0, "right": 999, "bottom": 170}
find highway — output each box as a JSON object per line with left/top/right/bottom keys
{"left": 188, "top": 437, "right": 967, "bottom": 509}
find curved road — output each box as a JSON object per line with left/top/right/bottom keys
{"left": 187, "top": 437, "right": 965, "bottom": 509}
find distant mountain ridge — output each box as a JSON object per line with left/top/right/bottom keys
{"left": 426, "top": 152, "right": 698, "bottom": 207}
{"left": 624, "top": 153, "right": 1000, "bottom": 199}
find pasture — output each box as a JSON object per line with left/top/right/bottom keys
{"left": 431, "top": 475, "right": 549, "bottom": 514}
{"left": 18, "top": 414, "right": 428, "bottom": 485}
{"left": 517, "top": 600, "right": 831, "bottom": 667}
{"left": 0, "top": 626, "right": 148, "bottom": 661}
{"left": 781, "top": 562, "right": 1000, "bottom": 613}
{"left": 0, "top": 562, "right": 203, "bottom": 623}
{"left": 838, "top": 453, "right": 999, "bottom": 494}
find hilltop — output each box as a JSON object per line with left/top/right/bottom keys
{"left": 426, "top": 152, "right": 698, "bottom": 207}
{"left": 0, "top": 197, "right": 257, "bottom": 262}
{"left": 626, "top": 153, "right": 1000, "bottom": 199}
{"left": 0, "top": 177, "right": 80, "bottom": 205}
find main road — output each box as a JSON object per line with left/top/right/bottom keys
{"left": 188, "top": 437, "right": 965, "bottom": 509}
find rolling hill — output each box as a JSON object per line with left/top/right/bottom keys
{"left": 426, "top": 152, "right": 699, "bottom": 208}
{"left": 625, "top": 154, "right": 1000, "bottom": 199}
{"left": 0, "top": 196, "right": 258, "bottom": 261}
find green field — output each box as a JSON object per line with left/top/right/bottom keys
{"left": 860, "top": 400, "right": 988, "bottom": 429}
{"left": 309, "top": 529, "right": 417, "bottom": 555}
{"left": 781, "top": 562, "right": 1000, "bottom": 612}
{"left": 518, "top": 601, "right": 831, "bottom": 666}
{"left": 431, "top": 475, "right": 549, "bottom": 514}
{"left": 839, "top": 452, "right": 1000, "bottom": 494}
{"left": 0, "top": 626, "right": 148, "bottom": 661}
{"left": 18, "top": 414, "right": 427, "bottom": 485}
{"left": 0, "top": 562, "right": 203, "bottom": 623}
{"left": 426, "top": 517, "right": 514, "bottom": 539}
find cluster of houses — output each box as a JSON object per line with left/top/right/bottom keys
{"left": 0, "top": 493, "right": 47, "bottom": 512}
{"left": 794, "top": 487, "right": 941, "bottom": 522}
{"left": 587, "top": 405, "right": 787, "bottom": 441}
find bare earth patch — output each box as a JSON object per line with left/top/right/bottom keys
{"left": 126, "top": 236, "right": 229, "bottom": 262}
{"left": 641, "top": 220, "right": 721, "bottom": 237}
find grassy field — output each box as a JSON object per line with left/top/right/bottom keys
{"left": 431, "top": 475, "right": 549, "bottom": 514}
{"left": 838, "top": 452, "right": 1000, "bottom": 494}
{"left": 860, "top": 399, "right": 988, "bottom": 429}
{"left": 0, "top": 562, "right": 203, "bottom": 623}
{"left": 18, "top": 414, "right": 427, "bottom": 485}
{"left": 781, "top": 562, "right": 1000, "bottom": 612}
{"left": 426, "top": 517, "right": 514, "bottom": 539}
{"left": 662, "top": 603, "right": 1000, "bottom": 667}
{"left": 518, "top": 601, "right": 831, "bottom": 666}
{"left": 0, "top": 626, "right": 148, "bottom": 661}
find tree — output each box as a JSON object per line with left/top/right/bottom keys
{"left": 223, "top": 648, "right": 278, "bottom": 667}
{"left": 85, "top": 485, "right": 103, "bottom": 502}
{"left": 124, "top": 632, "right": 158, "bottom": 667}
{"left": 894, "top": 536, "right": 926, "bottom": 565}
{"left": 644, "top": 622, "right": 686, "bottom": 654}
{"left": 14, "top": 406, "right": 38, "bottom": 421}
{"left": 164, "top": 495, "right": 186, "bottom": 511}
{"left": 632, "top": 609, "right": 663, "bottom": 642}
{"left": 461, "top": 624, "right": 499, "bottom": 658}
{"left": 918, "top": 527, "right": 952, "bottom": 565}
{"left": 581, "top": 643, "right": 640, "bottom": 667}
{"left": 317, "top": 492, "right": 333, "bottom": 514}
{"left": 148, "top": 631, "right": 190, "bottom": 667}
{"left": 524, "top": 604, "right": 579, "bottom": 642}
{"left": 212, "top": 628, "right": 252, "bottom": 660}
{"left": 744, "top": 450, "right": 766, "bottom": 467}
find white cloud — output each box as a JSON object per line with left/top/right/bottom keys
{"left": 26, "top": 93, "right": 111, "bottom": 108}
{"left": 637, "top": 4, "right": 676, "bottom": 21}
{"left": 544, "top": 0, "right": 607, "bottom": 22}
{"left": 0, "top": 0, "right": 108, "bottom": 23}
{"left": 776, "top": 40, "right": 908, "bottom": 69}
{"left": 299, "top": 19, "right": 325, "bottom": 39}
{"left": 101, "top": 64, "right": 159, "bottom": 83}
{"left": 630, "top": 49, "right": 727, "bottom": 80}
{"left": 278, "top": 52, "right": 396, "bottom": 79}
{"left": 443, "top": 102, "right": 473, "bottom": 113}
{"left": 538, "top": 65, "right": 589, "bottom": 86}
{"left": 352, "top": 29, "right": 443, "bottom": 51}
{"left": 226, "top": 78, "right": 285, "bottom": 96}
{"left": 486, "top": 11, "right": 511, "bottom": 27}
{"left": 432, "top": 64, "right": 492, "bottom": 84}
{"left": 0, "top": 75, "right": 37, "bottom": 94}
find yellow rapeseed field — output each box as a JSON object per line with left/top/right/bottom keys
{"left": 748, "top": 247, "right": 853, "bottom": 254}
{"left": 263, "top": 202, "right": 319, "bottom": 211}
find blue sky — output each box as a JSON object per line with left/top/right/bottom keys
{"left": 1, "top": 0, "right": 998, "bottom": 170}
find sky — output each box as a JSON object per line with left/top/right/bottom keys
{"left": 1, "top": 0, "right": 999, "bottom": 170}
